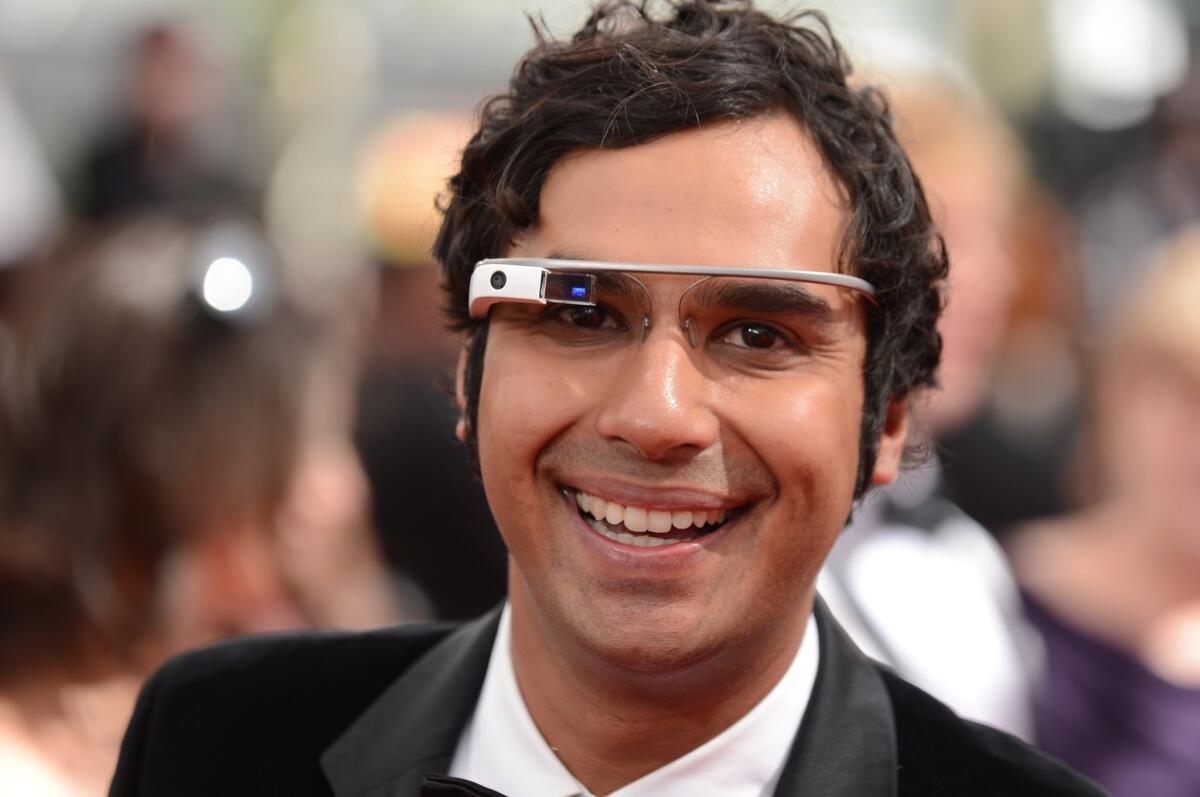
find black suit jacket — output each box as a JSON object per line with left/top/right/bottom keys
{"left": 110, "top": 600, "right": 1104, "bottom": 796}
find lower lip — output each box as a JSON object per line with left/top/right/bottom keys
{"left": 565, "top": 492, "right": 735, "bottom": 568}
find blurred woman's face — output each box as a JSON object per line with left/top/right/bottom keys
{"left": 1107, "top": 359, "right": 1200, "bottom": 552}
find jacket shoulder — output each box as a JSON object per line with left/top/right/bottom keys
{"left": 882, "top": 670, "right": 1107, "bottom": 796}
{"left": 151, "top": 621, "right": 456, "bottom": 695}
{"left": 110, "top": 622, "right": 457, "bottom": 796}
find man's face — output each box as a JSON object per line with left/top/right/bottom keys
{"left": 472, "top": 113, "right": 905, "bottom": 670}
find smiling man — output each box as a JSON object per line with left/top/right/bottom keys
{"left": 109, "top": 3, "right": 1103, "bottom": 796}
{"left": 457, "top": 119, "right": 876, "bottom": 795}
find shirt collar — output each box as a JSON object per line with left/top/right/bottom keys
{"left": 449, "top": 604, "right": 820, "bottom": 797}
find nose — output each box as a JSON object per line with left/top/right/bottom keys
{"left": 594, "top": 334, "right": 719, "bottom": 460}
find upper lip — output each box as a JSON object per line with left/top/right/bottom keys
{"left": 561, "top": 476, "right": 751, "bottom": 511}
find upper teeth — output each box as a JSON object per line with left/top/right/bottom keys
{"left": 574, "top": 490, "right": 726, "bottom": 533}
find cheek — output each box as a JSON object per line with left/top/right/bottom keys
{"left": 476, "top": 337, "right": 593, "bottom": 524}
{"left": 707, "top": 377, "right": 863, "bottom": 620}
{"left": 719, "top": 372, "right": 863, "bottom": 524}
{"left": 478, "top": 345, "right": 592, "bottom": 454}
{"left": 773, "top": 387, "right": 861, "bottom": 584}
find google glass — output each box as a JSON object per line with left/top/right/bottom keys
{"left": 468, "top": 258, "right": 877, "bottom": 320}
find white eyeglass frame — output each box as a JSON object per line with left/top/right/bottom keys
{"left": 468, "top": 257, "right": 878, "bottom": 319}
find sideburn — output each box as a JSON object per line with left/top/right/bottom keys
{"left": 461, "top": 322, "right": 490, "bottom": 478}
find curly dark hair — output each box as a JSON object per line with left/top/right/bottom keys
{"left": 434, "top": 0, "right": 947, "bottom": 496}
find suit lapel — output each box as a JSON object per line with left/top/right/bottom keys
{"left": 321, "top": 609, "right": 502, "bottom": 797}
{"left": 321, "top": 600, "right": 898, "bottom": 797}
{"left": 772, "top": 597, "right": 899, "bottom": 796}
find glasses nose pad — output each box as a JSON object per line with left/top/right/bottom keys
{"left": 680, "top": 316, "right": 701, "bottom": 348}
{"left": 605, "top": 271, "right": 654, "bottom": 344}
{"left": 677, "top": 275, "right": 713, "bottom": 349}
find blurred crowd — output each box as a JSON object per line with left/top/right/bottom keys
{"left": 0, "top": 4, "right": 1197, "bottom": 796}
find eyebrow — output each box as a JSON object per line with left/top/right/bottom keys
{"left": 545, "top": 248, "right": 648, "bottom": 304}
{"left": 591, "top": 271, "right": 648, "bottom": 304}
{"left": 688, "top": 279, "right": 834, "bottom": 324}
{"left": 546, "top": 247, "right": 599, "bottom": 262}
{"left": 541, "top": 248, "right": 838, "bottom": 321}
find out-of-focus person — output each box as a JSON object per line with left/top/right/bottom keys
{"left": 1008, "top": 228, "right": 1200, "bottom": 797}
{"left": 937, "top": 182, "right": 1083, "bottom": 537}
{"left": 819, "top": 75, "right": 1035, "bottom": 738}
{"left": 76, "top": 25, "right": 248, "bottom": 223}
{"left": 351, "top": 113, "right": 506, "bottom": 620}
{"left": 274, "top": 308, "right": 432, "bottom": 629}
{"left": 0, "top": 218, "right": 401, "bottom": 795}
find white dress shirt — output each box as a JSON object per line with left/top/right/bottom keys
{"left": 449, "top": 605, "right": 819, "bottom": 797}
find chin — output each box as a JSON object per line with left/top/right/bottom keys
{"left": 566, "top": 591, "right": 729, "bottom": 674}
{"left": 583, "top": 629, "right": 720, "bottom": 676}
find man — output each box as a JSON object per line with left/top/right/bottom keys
{"left": 109, "top": 3, "right": 1103, "bottom": 795}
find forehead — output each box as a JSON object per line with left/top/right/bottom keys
{"left": 515, "top": 113, "right": 847, "bottom": 273}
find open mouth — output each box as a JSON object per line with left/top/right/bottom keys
{"left": 568, "top": 488, "right": 736, "bottom": 547}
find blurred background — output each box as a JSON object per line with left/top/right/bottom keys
{"left": 0, "top": 1, "right": 1197, "bottom": 795}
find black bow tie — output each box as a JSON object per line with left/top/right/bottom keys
{"left": 421, "top": 773, "right": 510, "bottom": 797}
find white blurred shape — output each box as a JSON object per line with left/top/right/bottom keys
{"left": 202, "top": 257, "right": 253, "bottom": 313}
{"left": 0, "top": 81, "right": 61, "bottom": 264}
{"left": 0, "top": 0, "right": 87, "bottom": 49}
{"left": 1051, "top": 0, "right": 1188, "bottom": 130}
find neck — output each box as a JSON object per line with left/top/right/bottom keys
{"left": 508, "top": 587, "right": 810, "bottom": 796}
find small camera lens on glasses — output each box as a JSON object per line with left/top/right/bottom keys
{"left": 490, "top": 271, "right": 507, "bottom": 290}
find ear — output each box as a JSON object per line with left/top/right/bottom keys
{"left": 870, "top": 398, "right": 909, "bottom": 486}
{"left": 454, "top": 346, "right": 469, "bottom": 442}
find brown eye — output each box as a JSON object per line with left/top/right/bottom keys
{"left": 739, "top": 323, "right": 779, "bottom": 349}
{"left": 565, "top": 306, "right": 609, "bottom": 328}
